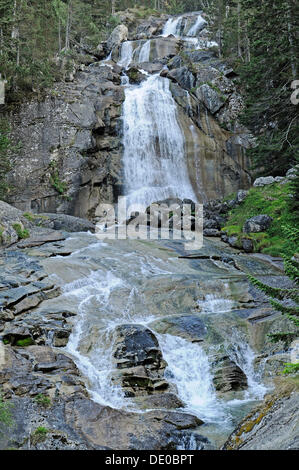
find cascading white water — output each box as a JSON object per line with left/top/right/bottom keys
{"left": 64, "top": 268, "right": 130, "bottom": 408}
{"left": 159, "top": 334, "right": 227, "bottom": 423}
{"left": 162, "top": 16, "right": 183, "bottom": 37}
{"left": 118, "top": 41, "right": 133, "bottom": 68}
{"left": 122, "top": 74, "right": 197, "bottom": 208}
{"left": 225, "top": 330, "right": 267, "bottom": 401}
{"left": 138, "top": 39, "right": 151, "bottom": 63}
{"left": 187, "top": 14, "right": 206, "bottom": 36}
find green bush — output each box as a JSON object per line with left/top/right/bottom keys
{"left": 12, "top": 224, "right": 30, "bottom": 240}
{"left": 222, "top": 182, "right": 296, "bottom": 257}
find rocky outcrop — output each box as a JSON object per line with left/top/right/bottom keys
{"left": 0, "top": 201, "right": 32, "bottom": 247}
{"left": 112, "top": 324, "right": 169, "bottom": 396}
{"left": 106, "top": 25, "right": 128, "bottom": 52}
{"left": 212, "top": 355, "right": 248, "bottom": 393}
{"left": 243, "top": 215, "right": 273, "bottom": 234}
{"left": 223, "top": 382, "right": 299, "bottom": 450}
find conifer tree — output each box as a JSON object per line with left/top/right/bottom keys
{"left": 248, "top": 225, "right": 299, "bottom": 374}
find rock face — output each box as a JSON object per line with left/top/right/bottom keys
{"left": 6, "top": 63, "right": 125, "bottom": 219}
{"left": 243, "top": 215, "right": 273, "bottom": 233}
{"left": 112, "top": 324, "right": 169, "bottom": 396}
{"left": 106, "top": 24, "right": 128, "bottom": 52}
{"left": 223, "top": 384, "right": 299, "bottom": 450}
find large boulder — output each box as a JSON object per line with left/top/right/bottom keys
{"left": 253, "top": 176, "right": 275, "bottom": 187}
{"left": 112, "top": 324, "right": 169, "bottom": 396}
{"left": 106, "top": 24, "right": 128, "bottom": 52}
{"left": 243, "top": 215, "right": 273, "bottom": 233}
{"left": 212, "top": 356, "right": 248, "bottom": 393}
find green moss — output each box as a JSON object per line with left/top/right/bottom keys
{"left": 15, "top": 337, "right": 34, "bottom": 347}
{"left": 222, "top": 182, "right": 296, "bottom": 256}
{"left": 23, "top": 212, "right": 35, "bottom": 222}
{"left": 34, "top": 394, "right": 52, "bottom": 408}
{"left": 0, "top": 391, "right": 14, "bottom": 434}
{"left": 31, "top": 427, "right": 49, "bottom": 445}
{"left": 12, "top": 223, "right": 30, "bottom": 239}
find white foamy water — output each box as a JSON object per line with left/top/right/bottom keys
{"left": 226, "top": 331, "right": 267, "bottom": 401}
{"left": 138, "top": 39, "right": 151, "bottom": 63}
{"left": 198, "top": 294, "right": 235, "bottom": 314}
{"left": 187, "top": 14, "right": 206, "bottom": 36}
{"left": 162, "top": 16, "right": 183, "bottom": 37}
{"left": 64, "top": 270, "right": 130, "bottom": 408}
{"left": 122, "top": 74, "right": 197, "bottom": 207}
{"left": 159, "top": 334, "right": 227, "bottom": 423}
{"left": 118, "top": 41, "right": 133, "bottom": 68}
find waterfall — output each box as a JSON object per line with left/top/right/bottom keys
{"left": 122, "top": 74, "right": 197, "bottom": 208}
{"left": 187, "top": 14, "right": 206, "bottom": 36}
{"left": 162, "top": 16, "right": 183, "bottom": 37}
{"left": 138, "top": 39, "right": 151, "bottom": 63}
{"left": 159, "top": 334, "right": 227, "bottom": 423}
{"left": 118, "top": 41, "right": 133, "bottom": 68}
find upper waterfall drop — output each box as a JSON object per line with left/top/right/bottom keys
{"left": 122, "top": 74, "right": 197, "bottom": 208}
{"left": 162, "top": 16, "right": 183, "bottom": 37}
{"left": 187, "top": 14, "right": 206, "bottom": 36}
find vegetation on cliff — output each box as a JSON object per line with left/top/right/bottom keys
{"left": 222, "top": 181, "right": 297, "bottom": 257}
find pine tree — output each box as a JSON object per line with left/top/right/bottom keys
{"left": 248, "top": 225, "right": 299, "bottom": 374}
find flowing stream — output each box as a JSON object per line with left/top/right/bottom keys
{"left": 38, "top": 12, "right": 270, "bottom": 449}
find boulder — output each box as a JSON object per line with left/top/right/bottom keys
{"left": 127, "top": 67, "right": 147, "bottom": 84}
{"left": 106, "top": 24, "right": 128, "bottom": 52}
{"left": 241, "top": 238, "right": 254, "bottom": 253}
{"left": 112, "top": 324, "right": 169, "bottom": 396}
{"left": 236, "top": 190, "right": 248, "bottom": 204}
{"left": 243, "top": 215, "right": 273, "bottom": 233}
{"left": 35, "top": 213, "right": 95, "bottom": 233}
{"left": 212, "top": 356, "right": 248, "bottom": 392}
{"left": 253, "top": 176, "right": 275, "bottom": 187}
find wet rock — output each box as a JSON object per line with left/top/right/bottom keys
{"left": 107, "top": 24, "right": 128, "bottom": 52}
{"left": 212, "top": 356, "right": 248, "bottom": 392}
{"left": 243, "top": 215, "right": 273, "bottom": 234}
{"left": 150, "top": 315, "right": 207, "bottom": 343}
{"left": 127, "top": 67, "right": 147, "bottom": 84}
{"left": 112, "top": 324, "right": 169, "bottom": 396}
{"left": 16, "top": 230, "right": 66, "bottom": 248}
{"left": 134, "top": 393, "right": 184, "bottom": 410}
{"left": 253, "top": 176, "right": 275, "bottom": 187}
{"left": 167, "top": 66, "right": 195, "bottom": 91}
